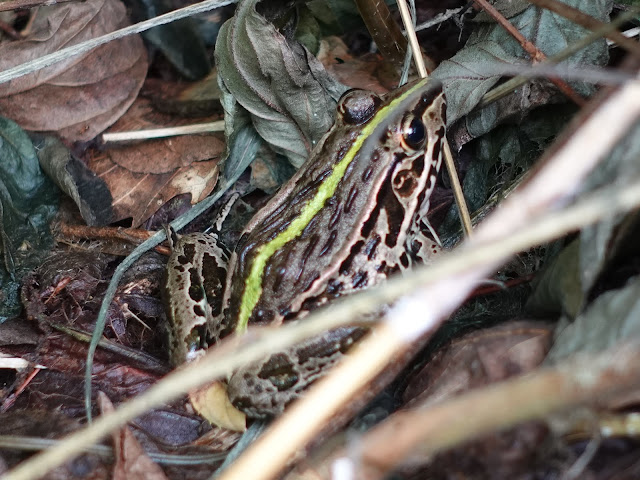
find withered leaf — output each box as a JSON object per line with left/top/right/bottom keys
{"left": 100, "top": 393, "right": 169, "bottom": 480}
{"left": 87, "top": 99, "right": 223, "bottom": 226}
{"left": 0, "top": 0, "right": 148, "bottom": 142}
{"left": 215, "top": 0, "right": 347, "bottom": 168}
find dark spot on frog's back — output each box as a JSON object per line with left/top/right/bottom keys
{"left": 316, "top": 168, "right": 332, "bottom": 183}
{"left": 343, "top": 184, "right": 359, "bottom": 214}
{"left": 319, "top": 230, "right": 337, "bottom": 257}
{"left": 193, "top": 304, "right": 205, "bottom": 317}
{"left": 328, "top": 203, "right": 343, "bottom": 230}
{"left": 335, "top": 140, "right": 353, "bottom": 163}
{"left": 400, "top": 252, "right": 409, "bottom": 268}
{"left": 188, "top": 267, "right": 204, "bottom": 302}
{"left": 326, "top": 278, "right": 344, "bottom": 295}
{"left": 441, "top": 100, "right": 447, "bottom": 124}
{"left": 339, "top": 240, "right": 364, "bottom": 275}
{"left": 352, "top": 271, "right": 368, "bottom": 289}
{"left": 258, "top": 353, "right": 299, "bottom": 391}
{"left": 361, "top": 165, "right": 373, "bottom": 183}
{"left": 301, "top": 233, "right": 320, "bottom": 261}
{"left": 183, "top": 243, "right": 196, "bottom": 258}
{"left": 364, "top": 234, "right": 381, "bottom": 259}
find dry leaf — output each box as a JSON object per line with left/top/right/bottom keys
{"left": 317, "top": 36, "right": 390, "bottom": 94}
{"left": 87, "top": 99, "right": 223, "bottom": 226}
{"left": 403, "top": 321, "right": 553, "bottom": 408}
{"left": 99, "top": 392, "right": 169, "bottom": 480}
{"left": 189, "top": 381, "right": 247, "bottom": 432}
{"left": 0, "top": 0, "right": 147, "bottom": 142}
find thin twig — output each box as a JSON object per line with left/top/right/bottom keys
{"left": 356, "top": 342, "right": 640, "bottom": 478}
{"left": 443, "top": 140, "right": 473, "bottom": 236}
{"left": 473, "top": 0, "right": 586, "bottom": 106}
{"left": 396, "top": 0, "right": 473, "bottom": 236}
{"left": 396, "top": 0, "right": 427, "bottom": 77}
{"left": 528, "top": 0, "right": 640, "bottom": 59}
{"left": 101, "top": 121, "right": 225, "bottom": 144}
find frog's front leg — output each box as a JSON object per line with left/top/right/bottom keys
{"left": 164, "top": 229, "right": 230, "bottom": 366}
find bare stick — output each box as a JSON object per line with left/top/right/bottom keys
{"left": 101, "top": 121, "right": 225, "bottom": 143}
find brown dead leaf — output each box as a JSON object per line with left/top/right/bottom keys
{"left": 87, "top": 99, "right": 224, "bottom": 226}
{"left": 189, "top": 381, "right": 246, "bottom": 432}
{"left": 142, "top": 72, "right": 223, "bottom": 118}
{"left": 99, "top": 392, "right": 169, "bottom": 480}
{"left": 0, "top": 0, "right": 147, "bottom": 142}
{"left": 317, "top": 37, "right": 391, "bottom": 94}
{"left": 403, "top": 321, "right": 553, "bottom": 408}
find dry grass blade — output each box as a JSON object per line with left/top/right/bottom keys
{"left": 357, "top": 341, "right": 640, "bottom": 479}
{"left": 396, "top": 0, "right": 427, "bottom": 77}
{"left": 354, "top": 0, "right": 408, "bottom": 70}
{"left": 396, "top": 0, "right": 473, "bottom": 236}
{"left": 100, "top": 121, "right": 225, "bottom": 143}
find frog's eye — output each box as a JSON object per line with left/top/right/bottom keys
{"left": 337, "top": 90, "right": 381, "bottom": 125}
{"left": 401, "top": 115, "right": 427, "bottom": 151}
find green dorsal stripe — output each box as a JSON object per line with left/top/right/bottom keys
{"left": 236, "top": 78, "right": 430, "bottom": 331}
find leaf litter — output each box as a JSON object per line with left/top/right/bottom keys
{"left": 0, "top": 0, "right": 148, "bottom": 142}
{"left": 2, "top": 0, "right": 640, "bottom": 479}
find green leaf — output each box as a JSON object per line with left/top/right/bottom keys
{"left": 129, "top": 0, "right": 211, "bottom": 80}
{"left": 35, "top": 135, "right": 114, "bottom": 226}
{"left": 432, "top": 0, "right": 611, "bottom": 130}
{"left": 0, "top": 118, "right": 59, "bottom": 320}
{"left": 214, "top": 0, "right": 348, "bottom": 168}
{"left": 546, "top": 275, "right": 640, "bottom": 363}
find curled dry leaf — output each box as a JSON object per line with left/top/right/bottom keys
{"left": 189, "top": 381, "right": 247, "bottom": 432}
{"left": 215, "top": 0, "right": 347, "bottom": 168}
{"left": 402, "top": 320, "right": 553, "bottom": 408}
{"left": 0, "top": 0, "right": 148, "bottom": 142}
{"left": 99, "top": 393, "right": 169, "bottom": 480}
{"left": 87, "top": 99, "right": 224, "bottom": 226}
{"left": 316, "top": 37, "right": 390, "bottom": 94}
{"left": 390, "top": 321, "right": 554, "bottom": 479}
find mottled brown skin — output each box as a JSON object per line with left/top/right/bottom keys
{"left": 223, "top": 80, "right": 447, "bottom": 417}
